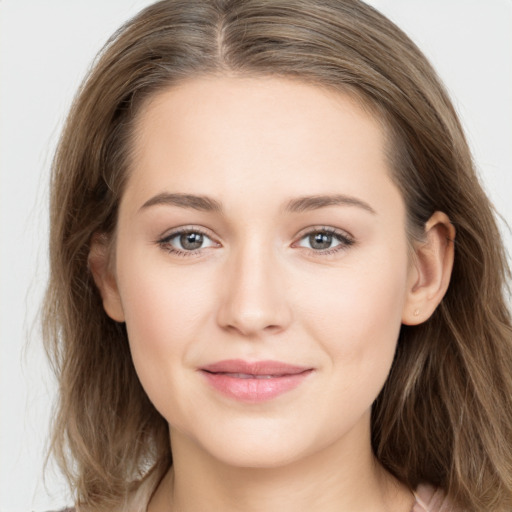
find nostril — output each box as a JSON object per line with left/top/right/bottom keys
{"left": 263, "top": 324, "right": 283, "bottom": 333}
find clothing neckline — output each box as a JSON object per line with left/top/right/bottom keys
{"left": 412, "top": 484, "right": 452, "bottom": 512}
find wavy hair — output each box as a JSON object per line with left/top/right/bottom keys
{"left": 43, "top": 1, "right": 512, "bottom": 510}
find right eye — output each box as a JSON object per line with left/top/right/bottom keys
{"left": 158, "top": 228, "right": 219, "bottom": 255}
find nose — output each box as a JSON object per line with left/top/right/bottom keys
{"left": 216, "top": 243, "right": 292, "bottom": 337}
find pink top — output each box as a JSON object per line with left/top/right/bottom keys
{"left": 412, "top": 484, "right": 457, "bottom": 511}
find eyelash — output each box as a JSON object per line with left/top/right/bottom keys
{"left": 293, "top": 226, "right": 355, "bottom": 256}
{"left": 157, "top": 226, "right": 218, "bottom": 257}
{"left": 157, "top": 226, "right": 355, "bottom": 258}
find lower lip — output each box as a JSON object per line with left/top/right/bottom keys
{"left": 201, "top": 370, "right": 313, "bottom": 403}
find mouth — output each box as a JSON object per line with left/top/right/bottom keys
{"left": 208, "top": 373, "right": 291, "bottom": 379}
{"left": 199, "top": 359, "right": 313, "bottom": 403}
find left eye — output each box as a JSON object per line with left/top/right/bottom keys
{"left": 296, "top": 230, "right": 352, "bottom": 251}
{"left": 164, "top": 231, "right": 217, "bottom": 251}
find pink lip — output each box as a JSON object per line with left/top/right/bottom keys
{"left": 199, "top": 359, "right": 313, "bottom": 403}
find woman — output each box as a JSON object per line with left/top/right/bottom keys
{"left": 43, "top": 1, "right": 512, "bottom": 511}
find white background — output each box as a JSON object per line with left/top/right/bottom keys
{"left": 1, "top": 1, "right": 511, "bottom": 510}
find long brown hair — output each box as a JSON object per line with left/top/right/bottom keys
{"left": 43, "top": 1, "right": 512, "bottom": 510}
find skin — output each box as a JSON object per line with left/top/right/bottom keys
{"left": 91, "top": 76, "right": 455, "bottom": 511}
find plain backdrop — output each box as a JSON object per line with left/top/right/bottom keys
{"left": 1, "top": 1, "right": 511, "bottom": 510}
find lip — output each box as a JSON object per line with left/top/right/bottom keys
{"left": 199, "top": 359, "right": 313, "bottom": 403}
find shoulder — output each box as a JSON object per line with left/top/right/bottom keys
{"left": 412, "top": 484, "right": 461, "bottom": 512}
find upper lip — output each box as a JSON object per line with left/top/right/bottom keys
{"left": 200, "top": 359, "right": 311, "bottom": 376}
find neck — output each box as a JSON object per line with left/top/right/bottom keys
{"left": 148, "top": 416, "right": 413, "bottom": 512}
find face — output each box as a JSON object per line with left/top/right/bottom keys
{"left": 99, "top": 76, "right": 419, "bottom": 468}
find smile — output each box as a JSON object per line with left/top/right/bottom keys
{"left": 199, "top": 359, "right": 314, "bottom": 403}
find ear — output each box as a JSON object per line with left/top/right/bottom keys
{"left": 402, "top": 212, "right": 455, "bottom": 326}
{"left": 88, "top": 234, "right": 125, "bottom": 322}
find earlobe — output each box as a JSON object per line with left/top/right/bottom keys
{"left": 402, "top": 212, "right": 455, "bottom": 326}
{"left": 88, "top": 234, "right": 125, "bottom": 323}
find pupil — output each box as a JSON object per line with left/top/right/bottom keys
{"left": 310, "top": 232, "right": 332, "bottom": 250}
{"left": 180, "top": 232, "right": 203, "bottom": 250}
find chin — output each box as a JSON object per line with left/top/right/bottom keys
{"left": 184, "top": 415, "right": 346, "bottom": 471}
{"left": 205, "top": 439, "right": 309, "bottom": 469}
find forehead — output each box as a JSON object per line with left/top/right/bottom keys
{"left": 124, "top": 75, "right": 395, "bottom": 211}
{"left": 133, "top": 75, "right": 385, "bottom": 146}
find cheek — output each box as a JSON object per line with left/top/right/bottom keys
{"left": 291, "top": 256, "right": 408, "bottom": 438}
{"left": 114, "top": 250, "right": 217, "bottom": 406}
{"left": 121, "top": 273, "right": 198, "bottom": 349}
{"left": 296, "top": 251, "right": 408, "bottom": 379}
{"left": 118, "top": 244, "right": 215, "bottom": 337}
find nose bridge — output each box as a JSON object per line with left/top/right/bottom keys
{"left": 217, "top": 235, "right": 291, "bottom": 336}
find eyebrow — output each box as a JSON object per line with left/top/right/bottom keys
{"left": 284, "top": 194, "right": 376, "bottom": 214}
{"left": 139, "top": 192, "right": 376, "bottom": 215}
{"left": 140, "top": 193, "right": 223, "bottom": 212}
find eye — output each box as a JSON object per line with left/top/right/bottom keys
{"left": 159, "top": 228, "right": 219, "bottom": 254}
{"left": 294, "top": 228, "right": 354, "bottom": 253}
